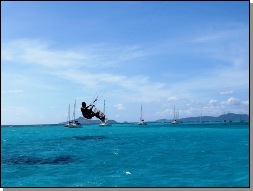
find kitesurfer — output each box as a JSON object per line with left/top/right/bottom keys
{"left": 81, "top": 101, "right": 106, "bottom": 123}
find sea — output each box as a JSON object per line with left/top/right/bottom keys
{"left": 1, "top": 122, "right": 249, "bottom": 187}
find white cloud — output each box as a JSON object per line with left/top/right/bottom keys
{"left": 221, "top": 97, "right": 241, "bottom": 106}
{"left": 2, "top": 39, "right": 162, "bottom": 96}
{"left": 241, "top": 101, "right": 249, "bottom": 105}
{"left": 2, "top": 39, "right": 146, "bottom": 70}
{"left": 219, "top": 90, "right": 234, "bottom": 95}
{"left": 209, "top": 99, "right": 218, "bottom": 105}
{"left": 3, "top": 38, "right": 248, "bottom": 99}
{"left": 2, "top": 39, "right": 87, "bottom": 68}
{"left": 114, "top": 103, "right": 125, "bottom": 110}
{"left": 167, "top": 96, "right": 178, "bottom": 101}
{"left": 156, "top": 108, "right": 172, "bottom": 116}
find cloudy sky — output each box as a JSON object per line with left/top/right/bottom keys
{"left": 2, "top": 1, "right": 249, "bottom": 125}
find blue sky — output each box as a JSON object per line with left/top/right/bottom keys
{"left": 2, "top": 1, "right": 249, "bottom": 125}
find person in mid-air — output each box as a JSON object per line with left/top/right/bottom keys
{"left": 81, "top": 101, "right": 106, "bottom": 123}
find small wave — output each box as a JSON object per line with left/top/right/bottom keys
{"left": 124, "top": 171, "right": 131, "bottom": 175}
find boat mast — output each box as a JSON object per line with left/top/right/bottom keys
{"left": 73, "top": 99, "right": 76, "bottom": 121}
{"left": 173, "top": 106, "right": 176, "bottom": 120}
{"left": 68, "top": 104, "right": 70, "bottom": 122}
{"left": 104, "top": 99, "right": 105, "bottom": 114}
{"left": 140, "top": 104, "right": 143, "bottom": 121}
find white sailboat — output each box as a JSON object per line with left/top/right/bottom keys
{"left": 138, "top": 104, "right": 147, "bottom": 125}
{"left": 99, "top": 100, "right": 111, "bottom": 127}
{"left": 65, "top": 99, "right": 82, "bottom": 128}
{"left": 200, "top": 111, "right": 204, "bottom": 123}
{"left": 64, "top": 104, "right": 72, "bottom": 127}
{"left": 171, "top": 106, "right": 180, "bottom": 124}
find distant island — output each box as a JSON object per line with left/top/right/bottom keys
{"left": 155, "top": 113, "right": 249, "bottom": 123}
{"left": 59, "top": 113, "right": 249, "bottom": 125}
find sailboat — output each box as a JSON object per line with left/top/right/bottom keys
{"left": 64, "top": 104, "right": 72, "bottom": 127}
{"left": 171, "top": 106, "right": 180, "bottom": 124}
{"left": 65, "top": 99, "right": 82, "bottom": 128}
{"left": 200, "top": 111, "right": 204, "bottom": 123}
{"left": 138, "top": 104, "right": 147, "bottom": 125}
{"left": 99, "top": 100, "right": 111, "bottom": 127}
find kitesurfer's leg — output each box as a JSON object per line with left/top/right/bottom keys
{"left": 93, "top": 108, "right": 106, "bottom": 122}
{"left": 98, "top": 112, "right": 106, "bottom": 123}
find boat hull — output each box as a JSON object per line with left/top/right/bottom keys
{"left": 99, "top": 123, "right": 112, "bottom": 127}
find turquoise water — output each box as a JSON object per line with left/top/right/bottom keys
{"left": 1, "top": 122, "right": 249, "bottom": 187}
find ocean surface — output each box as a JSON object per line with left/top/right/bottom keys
{"left": 1, "top": 122, "right": 249, "bottom": 187}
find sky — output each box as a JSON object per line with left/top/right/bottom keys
{"left": 1, "top": 1, "right": 249, "bottom": 125}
